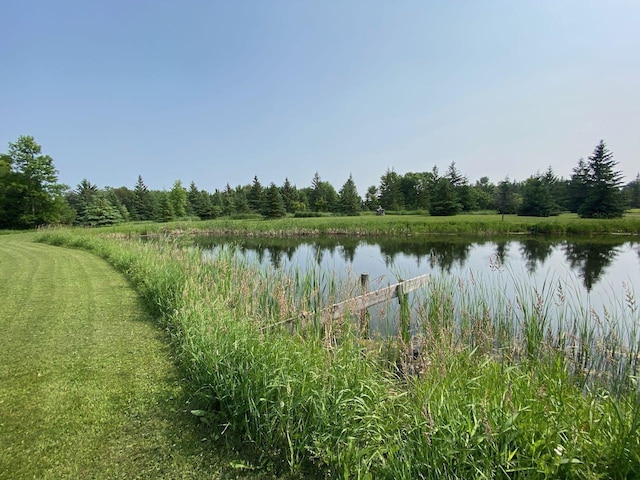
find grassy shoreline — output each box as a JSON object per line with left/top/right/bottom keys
{"left": 83, "top": 210, "right": 640, "bottom": 239}
{"left": 34, "top": 226, "right": 640, "bottom": 478}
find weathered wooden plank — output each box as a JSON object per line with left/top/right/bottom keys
{"left": 274, "top": 273, "right": 430, "bottom": 329}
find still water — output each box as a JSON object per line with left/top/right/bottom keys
{"left": 193, "top": 235, "right": 640, "bottom": 319}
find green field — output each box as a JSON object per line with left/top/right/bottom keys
{"left": 0, "top": 233, "right": 284, "bottom": 479}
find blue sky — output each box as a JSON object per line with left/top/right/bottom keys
{"left": 2, "top": 1, "right": 639, "bottom": 194}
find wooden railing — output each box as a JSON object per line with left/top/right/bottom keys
{"left": 278, "top": 273, "right": 430, "bottom": 340}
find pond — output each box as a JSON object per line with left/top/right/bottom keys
{"left": 192, "top": 234, "right": 638, "bottom": 293}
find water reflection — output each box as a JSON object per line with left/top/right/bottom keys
{"left": 519, "top": 239, "right": 554, "bottom": 274}
{"left": 493, "top": 241, "right": 510, "bottom": 266}
{"left": 376, "top": 239, "right": 472, "bottom": 272}
{"left": 190, "top": 235, "right": 639, "bottom": 292}
{"left": 562, "top": 242, "right": 624, "bottom": 291}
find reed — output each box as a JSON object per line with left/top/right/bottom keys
{"left": 36, "top": 228, "right": 640, "bottom": 478}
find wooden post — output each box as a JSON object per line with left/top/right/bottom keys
{"left": 398, "top": 279, "right": 411, "bottom": 344}
{"left": 277, "top": 273, "right": 429, "bottom": 334}
{"left": 360, "top": 273, "right": 370, "bottom": 337}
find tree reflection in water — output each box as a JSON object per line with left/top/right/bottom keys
{"left": 519, "top": 239, "right": 555, "bottom": 274}
{"left": 191, "top": 234, "right": 636, "bottom": 292}
{"left": 562, "top": 241, "right": 623, "bottom": 291}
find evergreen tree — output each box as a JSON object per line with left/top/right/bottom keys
{"left": 168, "top": 179, "right": 187, "bottom": 217}
{"left": 66, "top": 179, "right": 98, "bottom": 221}
{"left": 221, "top": 183, "right": 236, "bottom": 216}
{"left": 157, "top": 192, "right": 175, "bottom": 222}
{"left": 378, "top": 168, "right": 403, "bottom": 211}
{"left": 308, "top": 172, "right": 338, "bottom": 212}
{"left": 198, "top": 191, "right": 217, "bottom": 219}
{"left": 518, "top": 173, "right": 558, "bottom": 217}
{"left": 210, "top": 190, "right": 224, "bottom": 218}
{"left": 187, "top": 181, "right": 200, "bottom": 216}
{"left": 234, "top": 185, "right": 251, "bottom": 214}
{"left": 495, "top": 177, "right": 519, "bottom": 219}
{"left": 77, "top": 191, "right": 125, "bottom": 226}
{"left": 263, "top": 183, "right": 286, "bottom": 218}
{"left": 309, "top": 172, "right": 323, "bottom": 211}
{"left": 104, "top": 187, "right": 130, "bottom": 222}
{"left": 132, "top": 175, "right": 154, "bottom": 221}
{"left": 111, "top": 186, "right": 136, "bottom": 216}
{"left": 623, "top": 174, "right": 640, "bottom": 209}
{"left": 543, "top": 167, "right": 568, "bottom": 212}
{"left": 445, "top": 162, "right": 476, "bottom": 211}
{"left": 338, "top": 173, "right": 362, "bottom": 215}
{"left": 578, "top": 140, "right": 625, "bottom": 218}
{"left": 568, "top": 158, "right": 589, "bottom": 213}
{"left": 280, "top": 177, "right": 297, "bottom": 213}
{"left": 248, "top": 175, "right": 264, "bottom": 213}
{"left": 431, "top": 177, "right": 461, "bottom": 216}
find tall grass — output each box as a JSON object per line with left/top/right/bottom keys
{"left": 37, "top": 228, "right": 640, "bottom": 478}
{"left": 73, "top": 211, "right": 640, "bottom": 239}
{"left": 412, "top": 260, "right": 640, "bottom": 395}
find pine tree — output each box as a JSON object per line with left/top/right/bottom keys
{"left": 431, "top": 177, "right": 461, "bottom": 216}
{"left": 78, "top": 191, "right": 125, "bottom": 226}
{"left": 378, "top": 168, "right": 403, "bottom": 211}
{"left": 221, "top": 184, "right": 235, "bottom": 216}
{"left": 132, "top": 175, "right": 154, "bottom": 221}
{"left": 157, "top": 192, "right": 175, "bottom": 222}
{"left": 263, "top": 183, "right": 286, "bottom": 218}
{"left": 623, "top": 174, "right": 640, "bottom": 209}
{"left": 234, "top": 186, "right": 251, "bottom": 214}
{"left": 338, "top": 174, "right": 361, "bottom": 215}
{"left": 168, "top": 179, "right": 187, "bottom": 218}
{"left": 248, "top": 175, "right": 264, "bottom": 213}
{"left": 309, "top": 172, "right": 338, "bottom": 212}
{"left": 578, "top": 140, "right": 625, "bottom": 218}
{"left": 518, "top": 173, "right": 558, "bottom": 217}
{"left": 568, "top": 158, "right": 589, "bottom": 213}
{"left": 495, "top": 177, "right": 519, "bottom": 219}
{"left": 187, "top": 181, "right": 200, "bottom": 216}
{"left": 281, "top": 177, "right": 297, "bottom": 213}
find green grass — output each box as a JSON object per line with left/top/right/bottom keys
{"left": 32, "top": 228, "right": 640, "bottom": 479}
{"left": 0, "top": 233, "right": 293, "bottom": 479}
{"left": 89, "top": 210, "right": 640, "bottom": 238}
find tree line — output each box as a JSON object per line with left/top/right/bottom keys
{"left": 1, "top": 135, "right": 639, "bottom": 229}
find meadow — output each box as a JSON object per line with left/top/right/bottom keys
{"left": 33, "top": 215, "right": 640, "bottom": 479}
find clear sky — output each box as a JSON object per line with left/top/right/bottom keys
{"left": 2, "top": 1, "right": 639, "bottom": 194}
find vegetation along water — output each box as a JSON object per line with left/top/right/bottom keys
{"left": 33, "top": 221, "right": 640, "bottom": 479}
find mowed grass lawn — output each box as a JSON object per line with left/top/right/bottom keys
{"left": 0, "top": 234, "right": 268, "bottom": 479}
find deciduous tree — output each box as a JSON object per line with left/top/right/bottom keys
{"left": 1, "top": 136, "right": 70, "bottom": 227}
